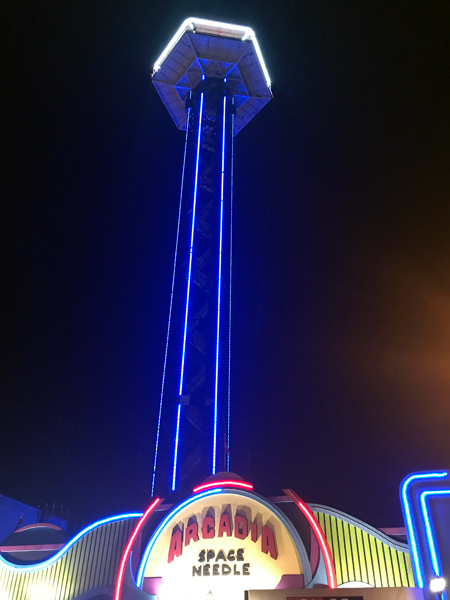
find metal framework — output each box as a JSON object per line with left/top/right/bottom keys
{"left": 151, "top": 18, "right": 271, "bottom": 495}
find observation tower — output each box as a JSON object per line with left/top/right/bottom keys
{"left": 150, "top": 18, "right": 272, "bottom": 496}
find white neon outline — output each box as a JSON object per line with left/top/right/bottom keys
{"left": 179, "top": 93, "right": 204, "bottom": 396}
{"left": 0, "top": 513, "right": 142, "bottom": 573}
{"left": 136, "top": 488, "right": 222, "bottom": 586}
{"left": 153, "top": 20, "right": 195, "bottom": 76}
{"left": 212, "top": 94, "right": 226, "bottom": 475}
{"left": 171, "top": 403, "right": 182, "bottom": 491}
{"left": 151, "top": 108, "right": 191, "bottom": 497}
{"left": 400, "top": 471, "right": 448, "bottom": 588}
{"left": 420, "top": 489, "right": 450, "bottom": 577}
{"left": 153, "top": 18, "right": 271, "bottom": 89}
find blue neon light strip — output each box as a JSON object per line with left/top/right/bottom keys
{"left": 171, "top": 93, "right": 204, "bottom": 491}
{"left": 212, "top": 93, "right": 226, "bottom": 475}
{"left": 151, "top": 108, "right": 191, "bottom": 497}
{"left": 171, "top": 403, "right": 182, "bottom": 490}
{"left": 400, "top": 471, "right": 448, "bottom": 588}
{"left": 420, "top": 489, "right": 450, "bottom": 577}
{"left": 227, "top": 109, "right": 234, "bottom": 472}
{"left": 0, "top": 512, "right": 142, "bottom": 573}
{"left": 136, "top": 488, "right": 222, "bottom": 587}
{"left": 179, "top": 92, "right": 204, "bottom": 396}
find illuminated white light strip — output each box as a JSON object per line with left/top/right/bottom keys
{"left": 151, "top": 109, "right": 191, "bottom": 497}
{"left": 400, "top": 471, "right": 448, "bottom": 588}
{"left": 420, "top": 489, "right": 450, "bottom": 577}
{"left": 212, "top": 93, "right": 226, "bottom": 475}
{"left": 249, "top": 34, "right": 271, "bottom": 88}
{"left": 136, "top": 488, "right": 222, "bottom": 587}
{"left": 0, "top": 513, "right": 142, "bottom": 573}
{"left": 171, "top": 403, "right": 182, "bottom": 491}
{"left": 153, "top": 18, "right": 271, "bottom": 89}
{"left": 179, "top": 93, "right": 204, "bottom": 397}
{"left": 227, "top": 109, "right": 234, "bottom": 472}
{"left": 153, "top": 19, "right": 194, "bottom": 74}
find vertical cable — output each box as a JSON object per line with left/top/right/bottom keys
{"left": 151, "top": 109, "right": 191, "bottom": 497}
{"left": 227, "top": 107, "right": 234, "bottom": 472}
{"left": 213, "top": 92, "right": 227, "bottom": 475}
{"left": 172, "top": 92, "right": 204, "bottom": 491}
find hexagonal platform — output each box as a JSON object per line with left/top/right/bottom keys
{"left": 152, "top": 18, "right": 272, "bottom": 135}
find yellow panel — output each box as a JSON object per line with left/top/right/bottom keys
{"left": 349, "top": 524, "right": 361, "bottom": 582}
{"left": 375, "top": 538, "right": 388, "bottom": 586}
{"left": 336, "top": 518, "right": 348, "bottom": 583}
{"left": 343, "top": 521, "right": 354, "bottom": 582}
{"left": 404, "top": 552, "right": 415, "bottom": 586}
{"left": 329, "top": 515, "right": 343, "bottom": 586}
{"left": 368, "top": 535, "right": 381, "bottom": 586}
{"left": 383, "top": 543, "right": 395, "bottom": 586}
{"left": 355, "top": 527, "right": 368, "bottom": 585}
{"left": 372, "top": 538, "right": 384, "bottom": 586}
{"left": 362, "top": 531, "right": 376, "bottom": 586}
{"left": 398, "top": 551, "right": 409, "bottom": 587}
{"left": 390, "top": 548, "right": 402, "bottom": 586}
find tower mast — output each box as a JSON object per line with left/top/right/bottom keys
{"left": 151, "top": 18, "right": 271, "bottom": 496}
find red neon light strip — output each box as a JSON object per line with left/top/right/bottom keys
{"left": 283, "top": 489, "right": 337, "bottom": 589}
{"left": 114, "top": 498, "right": 161, "bottom": 600}
{"left": 193, "top": 480, "right": 253, "bottom": 493}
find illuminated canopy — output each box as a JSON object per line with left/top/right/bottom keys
{"left": 152, "top": 18, "right": 272, "bottom": 135}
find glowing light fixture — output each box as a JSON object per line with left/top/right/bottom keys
{"left": 0, "top": 512, "right": 142, "bottom": 573}
{"left": 136, "top": 488, "right": 222, "bottom": 587}
{"left": 400, "top": 471, "right": 448, "bottom": 588}
{"left": 114, "top": 498, "right": 161, "bottom": 600}
{"left": 430, "top": 578, "right": 447, "bottom": 594}
{"left": 27, "top": 582, "right": 58, "bottom": 600}
{"left": 193, "top": 480, "right": 253, "bottom": 493}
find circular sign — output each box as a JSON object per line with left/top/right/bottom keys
{"left": 141, "top": 490, "right": 307, "bottom": 600}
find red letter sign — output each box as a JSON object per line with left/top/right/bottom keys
{"left": 185, "top": 523, "right": 199, "bottom": 546}
{"left": 168, "top": 529, "right": 183, "bottom": 563}
{"left": 202, "top": 516, "right": 215, "bottom": 539}
{"left": 261, "top": 525, "right": 277, "bottom": 559}
{"left": 234, "top": 515, "right": 248, "bottom": 540}
{"left": 218, "top": 514, "right": 232, "bottom": 537}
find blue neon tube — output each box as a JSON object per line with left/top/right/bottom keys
{"left": 151, "top": 108, "right": 191, "bottom": 497}
{"left": 171, "top": 403, "right": 182, "bottom": 491}
{"left": 227, "top": 109, "right": 234, "bottom": 472}
{"left": 136, "top": 488, "right": 222, "bottom": 587}
{"left": 212, "top": 93, "right": 226, "bottom": 475}
{"left": 179, "top": 92, "right": 204, "bottom": 396}
{"left": 400, "top": 471, "right": 448, "bottom": 588}
{"left": 171, "top": 93, "right": 204, "bottom": 491}
{"left": 0, "top": 513, "right": 142, "bottom": 572}
{"left": 420, "top": 489, "right": 450, "bottom": 577}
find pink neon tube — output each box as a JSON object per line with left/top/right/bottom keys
{"left": 114, "top": 498, "right": 161, "bottom": 600}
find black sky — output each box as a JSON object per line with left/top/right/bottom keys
{"left": 1, "top": 0, "right": 450, "bottom": 532}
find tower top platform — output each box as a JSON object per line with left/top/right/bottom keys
{"left": 152, "top": 18, "right": 272, "bottom": 135}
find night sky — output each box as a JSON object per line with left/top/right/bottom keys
{"left": 1, "top": 0, "right": 450, "bottom": 533}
